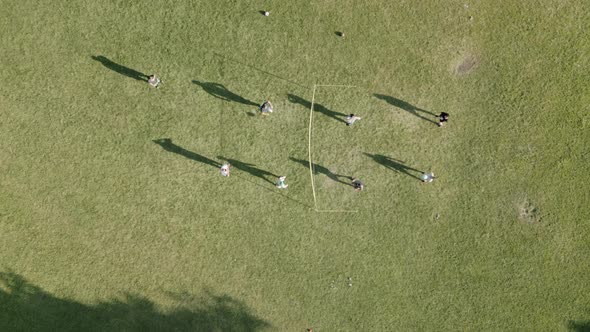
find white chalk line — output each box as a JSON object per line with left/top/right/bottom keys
{"left": 315, "top": 209, "right": 359, "bottom": 213}
{"left": 308, "top": 84, "right": 318, "bottom": 211}
{"left": 314, "top": 84, "right": 357, "bottom": 88}
{"left": 307, "top": 84, "right": 363, "bottom": 214}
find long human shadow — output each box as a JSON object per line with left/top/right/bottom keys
{"left": 364, "top": 153, "right": 423, "bottom": 180}
{"left": 192, "top": 80, "right": 258, "bottom": 106}
{"left": 153, "top": 138, "right": 220, "bottom": 168}
{"left": 374, "top": 93, "right": 437, "bottom": 124}
{"left": 289, "top": 157, "right": 352, "bottom": 186}
{"left": 91, "top": 55, "right": 148, "bottom": 81}
{"left": 0, "top": 271, "right": 270, "bottom": 331}
{"left": 287, "top": 94, "right": 347, "bottom": 124}
{"left": 217, "top": 156, "right": 277, "bottom": 185}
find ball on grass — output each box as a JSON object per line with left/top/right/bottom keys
{"left": 264, "top": 11, "right": 269, "bottom": 16}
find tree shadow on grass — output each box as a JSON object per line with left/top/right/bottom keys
{"left": 568, "top": 318, "right": 590, "bottom": 332}
{"left": 289, "top": 157, "right": 352, "bottom": 186}
{"left": 373, "top": 93, "right": 437, "bottom": 125}
{"left": 287, "top": 94, "right": 347, "bottom": 124}
{"left": 0, "top": 271, "right": 270, "bottom": 332}
{"left": 192, "top": 80, "right": 259, "bottom": 106}
{"left": 91, "top": 55, "right": 148, "bottom": 82}
{"left": 364, "top": 153, "right": 423, "bottom": 180}
{"left": 153, "top": 138, "right": 220, "bottom": 168}
{"left": 217, "top": 156, "right": 277, "bottom": 185}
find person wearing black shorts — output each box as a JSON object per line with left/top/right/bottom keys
{"left": 436, "top": 112, "right": 449, "bottom": 127}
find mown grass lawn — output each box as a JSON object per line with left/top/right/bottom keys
{"left": 0, "top": 0, "right": 589, "bottom": 330}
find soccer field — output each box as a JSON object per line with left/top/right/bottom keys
{"left": 1, "top": 0, "right": 589, "bottom": 330}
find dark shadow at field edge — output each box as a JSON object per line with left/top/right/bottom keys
{"left": 373, "top": 93, "right": 438, "bottom": 125}
{"left": 568, "top": 319, "right": 590, "bottom": 332}
{"left": 217, "top": 156, "right": 277, "bottom": 185}
{"left": 91, "top": 55, "right": 148, "bottom": 82}
{"left": 364, "top": 153, "right": 423, "bottom": 180}
{"left": 153, "top": 138, "right": 220, "bottom": 168}
{"left": 289, "top": 157, "right": 352, "bottom": 186}
{"left": 0, "top": 271, "right": 270, "bottom": 332}
{"left": 192, "top": 80, "right": 259, "bottom": 106}
{"left": 287, "top": 94, "right": 347, "bottom": 124}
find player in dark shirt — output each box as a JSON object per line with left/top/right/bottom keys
{"left": 436, "top": 112, "right": 449, "bottom": 127}
{"left": 352, "top": 177, "right": 364, "bottom": 191}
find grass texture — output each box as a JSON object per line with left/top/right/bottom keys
{"left": 0, "top": 0, "right": 589, "bottom": 330}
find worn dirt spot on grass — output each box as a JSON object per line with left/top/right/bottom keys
{"left": 517, "top": 199, "right": 541, "bottom": 223}
{"left": 455, "top": 55, "right": 477, "bottom": 75}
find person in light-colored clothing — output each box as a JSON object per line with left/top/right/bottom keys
{"left": 276, "top": 175, "right": 288, "bottom": 189}
{"left": 148, "top": 74, "right": 161, "bottom": 88}
{"left": 260, "top": 100, "right": 273, "bottom": 115}
{"left": 220, "top": 163, "right": 231, "bottom": 177}
{"left": 421, "top": 172, "right": 435, "bottom": 183}
{"left": 345, "top": 114, "right": 361, "bottom": 126}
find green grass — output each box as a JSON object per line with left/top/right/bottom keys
{"left": 1, "top": 0, "right": 589, "bottom": 330}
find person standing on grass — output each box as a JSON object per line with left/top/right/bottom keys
{"left": 260, "top": 99, "right": 273, "bottom": 115}
{"left": 220, "top": 163, "right": 231, "bottom": 177}
{"left": 436, "top": 112, "right": 449, "bottom": 127}
{"left": 345, "top": 114, "right": 361, "bottom": 126}
{"left": 276, "top": 176, "right": 288, "bottom": 189}
{"left": 352, "top": 177, "right": 364, "bottom": 191}
{"left": 148, "top": 74, "right": 161, "bottom": 88}
{"left": 421, "top": 172, "right": 435, "bottom": 183}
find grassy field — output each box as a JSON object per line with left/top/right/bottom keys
{"left": 1, "top": 0, "right": 589, "bottom": 330}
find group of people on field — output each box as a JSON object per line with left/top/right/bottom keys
{"left": 146, "top": 74, "right": 449, "bottom": 189}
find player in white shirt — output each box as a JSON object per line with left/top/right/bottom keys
{"left": 220, "top": 163, "right": 231, "bottom": 177}
{"left": 276, "top": 175, "right": 288, "bottom": 188}
{"left": 345, "top": 114, "right": 361, "bottom": 126}
{"left": 147, "top": 74, "right": 161, "bottom": 88}
{"left": 260, "top": 100, "right": 273, "bottom": 115}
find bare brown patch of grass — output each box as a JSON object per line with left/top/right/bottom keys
{"left": 517, "top": 198, "right": 541, "bottom": 223}
{"left": 455, "top": 55, "right": 478, "bottom": 75}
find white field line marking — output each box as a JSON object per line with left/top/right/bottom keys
{"left": 308, "top": 84, "right": 361, "bottom": 214}
{"left": 315, "top": 210, "right": 359, "bottom": 213}
{"left": 314, "top": 84, "right": 357, "bottom": 88}
{"left": 308, "top": 84, "right": 319, "bottom": 210}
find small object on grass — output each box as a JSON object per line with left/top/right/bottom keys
{"left": 264, "top": 11, "right": 269, "bottom": 16}
{"left": 336, "top": 31, "right": 345, "bottom": 37}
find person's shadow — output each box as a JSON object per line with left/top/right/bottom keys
{"left": 91, "top": 55, "right": 148, "bottom": 81}
{"left": 287, "top": 94, "right": 347, "bottom": 124}
{"left": 153, "top": 138, "right": 220, "bottom": 168}
{"left": 364, "top": 153, "right": 423, "bottom": 180}
{"left": 192, "top": 80, "right": 259, "bottom": 106}
{"left": 217, "top": 156, "right": 277, "bottom": 184}
{"left": 289, "top": 157, "right": 352, "bottom": 186}
{"left": 373, "top": 94, "right": 437, "bottom": 124}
